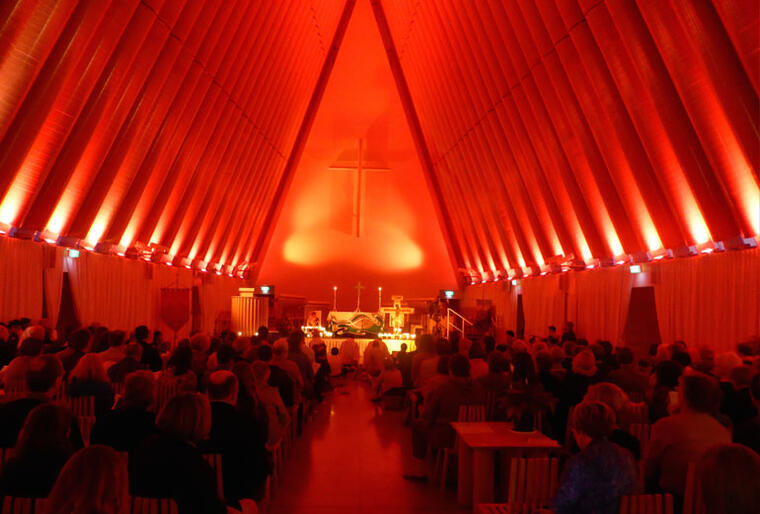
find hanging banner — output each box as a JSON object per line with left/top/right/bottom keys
{"left": 161, "top": 288, "right": 190, "bottom": 332}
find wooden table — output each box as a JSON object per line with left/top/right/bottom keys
{"left": 452, "top": 422, "right": 560, "bottom": 508}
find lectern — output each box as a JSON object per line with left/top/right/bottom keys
{"left": 231, "top": 288, "right": 269, "bottom": 336}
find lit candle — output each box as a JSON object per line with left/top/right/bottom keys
{"left": 333, "top": 286, "right": 338, "bottom": 311}
{"left": 378, "top": 286, "right": 382, "bottom": 311}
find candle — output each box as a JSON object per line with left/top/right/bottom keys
{"left": 333, "top": 286, "right": 338, "bottom": 311}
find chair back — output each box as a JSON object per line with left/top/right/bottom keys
{"left": 130, "top": 496, "right": 179, "bottom": 514}
{"left": 630, "top": 423, "right": 651, "bottom": 455}
{"left": 485, "top": 392, "right": 499, "bottom": 420}
{"left": 682, "top": 462, "right": 706, "bottom": 514}
{"left": 67, "top": 395, "right": 95, "bottom": 417}
{"left": 458, "top": 404, "right": 486, "bottom": 422}
{"left": 627, "top": 391, "right": 646, "bottom": 403}
{"left": 2, "top": 379, "right": 25, "bottom": 399}
{"left": 0, "top": 448, "right": 13, "bottom": 476}
{"left": 0, "top": 497, "right": 48, "bottom": 514}
{"left": 619, "top": 494, "right": 674, "bottom": 514}
{"left": 155, "top": 382, "right": 179, "bottom": 413}
{"left": 477, "top": 504, "right": 537, "bottom": 514}
{"left": 629, "top": 402, "right": 649, "bottom": 424}
{"left": 202, "top": 453, "right": 224, "bottom": 502}
{"left": 77, "top": 415, "right": 96, "bottom": 447}
{"left": 506, "top": 456, "right": 560, "bottom": 504}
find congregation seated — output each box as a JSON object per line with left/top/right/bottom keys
{"left": 287, "top": 331, "right": 314, "bottom": 395}
{"left": 161, "top": 345, "right": 199, "bottom": 392}
{"left": 552, "top": 401, "right": 638, "bottom": 514}
{"left": 134, "top": 325, "right": 162, "bottom": 372}
{"left": 67, "top": 353, "right": 115, "bottom": 417}
{"left": 46, "top": 445, "right": 129, "bottom": 514}
{"left": 271, "top": 338, "right": 303, "bottom": 389}
{"left": 0, "top": 336, "right": 43, "bottom": 388}
{"left": 0, "top": 404, "right": 75, "bottom": 497}
{"left": 257, "top": 343, "right": 295, "bottom": 407}
{"left": 107, "top": 342, "right": 147, "bottom": 384}
{"left": 644, "top": 372, "right": 731, "bottom": 500}
{"left": 583, "top": 383, "right": 641, "bottom": 460}
{"left": 97, "top": 329, "right": 127, "bottom": 369}
{"left": 129, "top": 393, "right": 226, "bottom": 514}
{"left": 57, "top": 328, "right": 90, "bottom": 375}
{"left": 201, "top": 370, "right": 270, "bottom": 505}
{"left": 90, "top": 370, "right": 157, "bottom": 452}
{"left": 371, "top": 358, "right": 403, "bottom": 400}
{"left": 0, "top": 355, "right": 83, "bottom": 448}
{"left": 647, "top": 360, "right": 683, "bottom": 422}
{"left": 467, "top": 343, "right": 488, "bottom": 379}
{"left": 606, "top": 347, "right": 649, "bottom": 397}
{"left": 476, "top": 351, "right": 510, "bottom": 394}
{"left": 252, "top": 361, "right": 290, "bottom": 445}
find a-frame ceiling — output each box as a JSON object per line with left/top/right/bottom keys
{"left": 0, "top": 0, "right": 757, "bottom": 283}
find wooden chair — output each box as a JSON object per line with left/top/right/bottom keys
{"left": 437, "top": 404, "right": 486, "bottom": 489}
{"left": 630, "top": 423, "right": 651, "bottom": 456}
{"left": 78, "top": 415, "right": 96, "bottom": 446}
{"left": 629, "top": 403, "right": 649, "bottom": 424}
{"left": 477, "top": 504, "right": 539, "bottom": 514}
{"left": 1, "top": 379, "right": 25, "bottom": 400}
{"left": 0, "top": 496, "right": 48, "bottom": 514}
{"left": 202, "top": 453, "right": 224, "bottom": 502}
{"left": 682, "top": 462, "right": 706, "bottom": 514}
{"left": 130, "top": 496, "right": 179, "bottom": 514}
{"left": 627, "top": 391, "right": 646, "bottom": 404}
{"left": 619, "top": 494, "right": 674, "bottom": 514}
{"left": 505, "top": 456, "right": 559, "bottom": 506}
{"left": 67, "top": 395, "right": 95, "bottom": 417}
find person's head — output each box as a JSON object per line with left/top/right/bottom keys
{"left": 511, "top": 339, "right": 528, "bottom": 356}
{"left": 233, "top": 336, "right": 251, "bottom": 356}
{"left": 68, "top": 328, "right": 91, "bottom": 352}
{"left": 26, "top": 355, "right": 63, "bottom": 394}
{"left": 258, "top": 343, "right": 274, "bottom": 362}
{"left": 616, "top": 347, "right": 634, "bottom": 366}
{"left": 548, "top": 325, "right": 556, "bottom": 335}
{"left": 215, "top": 344, "right": 235, "bottom": 370}
{"left": 512, "top": 352, "right": 537, "bottom": 382}
{"left": 16, "top": 403, "right": 72, "bottom": 455}
{"left": 449, "top": 354, "right": 470, "bottom": 378}
{"left": 17, "top": 337, "right": 43, "bottom": 357}
{"left": 330, "top": 347, "right": 339, "bottom": 356}
{"left": 152, "top": 330, "right": 162, "bottom": 343}
{"left": 572, "top": 350, "right": 597, "bottom": 377}
{"left": 168, "top": 345, "right": 193, "bottom": 375}
{"left": 671, "top": 349, "right": 692, "bottom": 369}
{"left": 695, "top": 444, "right": 760, "bottom": 514}
{"left": 531, "top": 341, "right": 548, "bottom": 355}
{"left": 436, "top": 355, "right": 451, "bottom": 376}
{"left": 693, "top": 346, "right": 715, "bottom": 374}
{"left": 534, "top": 350, "right": 552, "bottom": 374}
{"left": 69, "top": 353, "right": 108, "bottom": 384}
{"left": 252, "top": 360, "right": 271, "bottom": 384}
{"left": 121, "top": 371, "right": 156, "bottom": 411}
{"left": 570, "top": 401, "right": 616, "bottom": 448}
{"left": 505, "top": 330, "right": 515, "bottom": 341}
{"left": 436, "top": 338, "right": 452, "bottom": 356}
{"left": 157, "top": 393, "right": 211, "bottom": 444}
{"left": 679, "top": 372, "right": 721, "bottom": 414}
{"left": 257, "top": 326, "right": 269, "bottom": 341}
{"left": 47, "top": 445, "right": 129, "bottom": 514}
{"left": 729, "top": 366, "right": 754, "bottom": 390}
{"left": 134, "top": 325, "right": 149, "bottom": 342}
{"left": 564, "top": 322, "right": 574, "bottom": 333}
{"left": 107, "top": 330, "right": 126, "bottom": 348}
{"left": 21, "top": 325, "right": 45, "bottom": 342}
{"left": 207, "top": 370, "right": 238, "bottom": 404}
{"left": 124, "top": 342, "right": 142, "bottom": 362}
{"left": 272, "top": 338, "right": 289, "bottom": 360}
{"left": 550, "top": 346, "right": 565, "bottom": 364}
{"left": 468, "top": 342, "right": 486, "bottom": 360}
{"left": 655, "top": 360, "right": 683, "bottom": 389}
{"left": 189, "top": 333, "right": 211, "bottom": 353}
{"left": 487, "top": 352, "right": 508, "bottom": 374}
{"left": 714, "top": 352, "right": 743, "bottom": 380}
{"left": 584, "top": 383, "right": 631, "bottom": 429}
{"left": 287, "top": 330, "right": 304, "bottom": 351}
{"left": 562, "top": 340, "right": 576, "bottom": 357}
{"left": 400, "top": 343, "right": 407, "bottom": 353}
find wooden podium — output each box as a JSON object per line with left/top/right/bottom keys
{"left": 231, "top": 288, "right": 269, "bottom": 336}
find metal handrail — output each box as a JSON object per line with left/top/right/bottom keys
{"left": 446, "top": 308, "right": 473, "bottom": 339}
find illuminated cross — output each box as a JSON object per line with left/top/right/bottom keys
{"left": 354, "top": 282, "right": 365, "bottom": 311}
{"left": 329, "top": 138, "right": 390, "bottom": 237}
{"left": 380, "top": 295, "right": 415, "bottom": 331}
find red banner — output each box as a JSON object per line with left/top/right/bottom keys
{"left": 161, "top": 288, "right": 190, "bottom": 332}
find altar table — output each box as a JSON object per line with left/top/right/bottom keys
{"left": 452, "top": 422, "right": 560, "bottom": 507}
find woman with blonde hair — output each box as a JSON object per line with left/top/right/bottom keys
{"left": 129, "top": 393, "right": 225, "bottom": 514}
{"left": 68, "top": 352, "right": 114, "bottom": 416}
{"left": 584, "top": 382, "right": 640, "bottom": 459}
{"left": 47, "top": 445, "right": 129, "bottom": 514}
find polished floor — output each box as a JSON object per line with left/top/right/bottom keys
{"left": 268, "top": 380, "right": 470, "bottom": 514}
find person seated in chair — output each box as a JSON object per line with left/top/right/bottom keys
{"left": 200, "top": 371, "right": 270, "bottom": 505}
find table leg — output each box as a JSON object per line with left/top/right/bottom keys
{"left": 458, "top": 442, "right": 473, "bottom": 505}
{"left": 473, "top": 448, "right": 495, "bottom": 505}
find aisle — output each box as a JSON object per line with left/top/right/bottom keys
{"left": 268, "top": 381, "right": 470, "bottom": 514}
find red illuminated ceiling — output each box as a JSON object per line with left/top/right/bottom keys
{"left": 0, "top": 0, "right": 757, "bottom": 282}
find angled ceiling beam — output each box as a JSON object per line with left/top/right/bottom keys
{"left": 249, "top": 0, "right": 357, "bottom": 277}
{"left": 370, "top": 0, "right": 465, "bottom": 283}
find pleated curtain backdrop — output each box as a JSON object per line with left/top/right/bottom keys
{"left": 461, "top": 281, "right": 519, "bottom": 331}
{"left": 653, "top": 248, "right": 760, "bottom": 353}
{"left": 569, "top": 268, "right": 633, "bottom": 345}
{"left": 521, "top": 275, "right": 567, "bottom": 340}
{"left": 1, "top": 238, "right": 247, "bottom": 338}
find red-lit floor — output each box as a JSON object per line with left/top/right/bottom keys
{"left": 268, "top": 381, "right": 469, "bottom": 514}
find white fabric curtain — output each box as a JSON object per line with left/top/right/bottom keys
{"left": 521, "top": 275, "right": 566, "bottom": 340}
{"left": 0, "top": 237, "right": 44, "bottom": 320}
{"left": 569, "top": 268, "right": 633, "bottom": 345}
{"left": 461, "top": 281, "right": 518, "bottom": 332}
{"left": 42, "top": 245, "right": 64, "bottom": 325}
{"left": 653, "top": 248, "right": 760, "bottom": 352}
